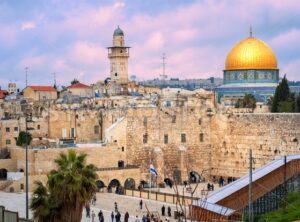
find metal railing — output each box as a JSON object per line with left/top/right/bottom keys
{"left": 0, "top": 206, "right": 33, "bottom": 222}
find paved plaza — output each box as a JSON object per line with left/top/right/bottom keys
{"left": 0, "top": 192, "right": 179, "bottom": 222}
{"left": 0, "top": 182, "right": 220, "bottom": 221}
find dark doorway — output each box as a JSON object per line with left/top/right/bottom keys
{"left": 124, "top": 178, "right": 135, "bottom": 189}
{"left": 0, "top": 169, "right": 8, "bottom": 180}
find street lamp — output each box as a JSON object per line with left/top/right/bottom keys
{"left": 25, "top": 111, "right": 32, "bottom": 219}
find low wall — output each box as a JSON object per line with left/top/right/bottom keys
{"left": 124, "top": 188, "right": 198, "bottom": 205}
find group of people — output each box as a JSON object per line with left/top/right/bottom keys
{"left": 207, "top": 183, "right": 215, "bottom": 191}
{"left": 160, "top": 205, "right": 171, "bottom": 217}
{"left": 86, "top": 198, "right": 175, "bottom": 222}
{"left": 218, "top": 176, "right": 225, "bottom": 187}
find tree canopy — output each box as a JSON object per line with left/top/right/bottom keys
{"left": 30, "top": 150, "right": 98, "bottom": 222}
{"left": 16, "top": 131, "right": 32, "bottom": 147}
{"left": 71, "top": 78, "right": 79, "bottom": 85}
{"left": 235, "top": 94, "right": 256, "bottom": 109}
{"left": 271, "top": 75, "right": 293, "bottom": 112}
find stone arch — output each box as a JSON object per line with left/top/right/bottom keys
{"left": 124, "top": 178, "right": 135, "bottom": 189}
{"left": 109, "top": 179, "right": 121, "bottom": 187}
{"left": 96, "top": 180, "right": 106, "bottom": 189}
{"left": 0, "top": 168, "right": 8, "bottom": 180}
{"left": 189, "top": 171, "right": 201, "bottom": 183}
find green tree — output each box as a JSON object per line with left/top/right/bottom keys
{"left": 272, "top": 75, "right": 290, "bottom": 112}
{"left": 30, "top": 150, "right": 98, "bottom": 222}
{"left": 235, "top": 94, "right": 256, "bottom": 109}
{"left": 296, "top": 94, "right": 300, "bottom": 112}
{"left": 16, "top": 131, "right": 32, "bottom": 147}
{"left": 71, "top": 78, "right": 79, "bottom": 85}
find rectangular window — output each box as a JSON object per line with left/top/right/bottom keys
{"left": 14, "top": 127, "right": 18, "bottom": 132}
{"left": 143, "top": 117, "right": 147, "bottom": 127}
{"left": 6, "top": 127, "right": 10, "bottom": 132}
{"left": 94, "top": 125, "right": 100, "bottom": 134}
{"left": 6, "top": 139, "right": 11, "bottom": 145}
{"left": 181, "top": 133, "right": 186, "bottom": 143}
{"left": 164, "top": 134, "right": 168, "bottom": 144}
{"left": 71, "top": 128, "right": 76, "bottom": 138}
{"left": 37, "top": 125, "right": 40, "bottom": 130}
{"left": 198, "top": 118, "right": 202, "bottom": 125}
{"left": 200, "top": 133, "right": 204, "bottom": 142}
{"left": 143, "top": 134, "right": 148, "bottom": 144}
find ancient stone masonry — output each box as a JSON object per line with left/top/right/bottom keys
{"left": 1, "top": 89, "right": 300, "bottom": 188}
{"left": 125, "top": 91, "right": 215, "bottom": 183}
{"left": 211, "top": 113, "right": 300, "bottom": 178}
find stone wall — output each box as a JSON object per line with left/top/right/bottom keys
{"left": 10, "top": 145, "right": 126, "bottom": 175}
{"left": 125, "top": 92, "right": 215, "bottom": 184}
{"left": 211, "top": 113, "right": 300, "bottom": 178}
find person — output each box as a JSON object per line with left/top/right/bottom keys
{"left": 91, "top": 211, "right": 96, "bottom": 222}
{"left": 135, "top": 215, "right": 140, "bottom": 222}
{"left": 115, "top": 202, "right": 118, "bottom": 212}
{"left": 161, "top": 205, "right": 165, "bottom": 216}
{"left": 92, "top": 194, "right": 97, "bottom": 205}
{"left": 111, "top": 211, "right": 115, "bottom": 222}
{"left": 211, "top": 184, "right": 214, "bottom": 191}
{"left": 116, "top": 211, "right": 121, "bottom": 222}
{"left": 139, "top": 199, "right": 143, "bottom": 210}
{"left": 98, "top": 210, "right": 103, "bottom": 222}
{"left": 219, "top": 176, "right": 224, "bottom": 187}
{"left": 146, "top": 213, "right": 150, "bottom": 222}
{"left": 207, "top": 183, "right": 211, "bottom": 191}
{"left": 142, "top": 215, "right": 147, "bottom": 222}
{"left": 86, "top": 203, "right": 91, "bottom": 218}
{"left": 167, "top": 206, "right": 171, "bottom": 217}
{"left": 124, "top": 212, "right": 129, "bottom": 222}
{"left": 100, "top": 214, "right": 104, "bottom": 222}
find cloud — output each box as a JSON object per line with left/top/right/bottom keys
{"left": 1, "top": 0, "right": 300, "bottom": 88}
{"left": 21, "top": 21, "right": 36, "bottom": 31}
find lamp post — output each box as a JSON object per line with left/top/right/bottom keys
{"left": 25, "top": 111, "right": 32, "bottom": 219}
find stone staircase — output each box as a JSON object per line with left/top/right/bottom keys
{"left": 0, "top": 180, "right": 13, "bottom": 191}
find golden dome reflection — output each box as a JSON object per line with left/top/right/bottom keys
{"left": 225, "top": 34, "right": 278, "bottom": 71}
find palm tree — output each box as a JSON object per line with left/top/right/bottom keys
{"left": 30, "top": 150, "right": 98, "bottom": 222}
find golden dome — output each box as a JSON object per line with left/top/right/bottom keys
{"left": 225, "top": 34, "right": 278, "bottom": 70}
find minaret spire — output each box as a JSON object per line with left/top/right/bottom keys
{"left": 249, "top": 26, "right": 253, "bottom": 37}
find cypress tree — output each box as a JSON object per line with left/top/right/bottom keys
{"left": 271, "top": 75, "right": 290, "bottom": 112}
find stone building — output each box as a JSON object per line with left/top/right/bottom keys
{"left": 23, "top": 86, "right": 57, "bottom": 101}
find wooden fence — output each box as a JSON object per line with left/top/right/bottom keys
{"left": 124, "top": 188, "right": 199, "bottom": 205}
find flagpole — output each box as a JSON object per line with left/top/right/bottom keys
{"left": 149, "top": 155, "right": 151, "bottom": 199}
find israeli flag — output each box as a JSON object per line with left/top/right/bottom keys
{"left": 150, "top": 164, "right": 158, "bottom": 177}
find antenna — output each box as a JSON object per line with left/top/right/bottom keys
{"left": 52, "top": 72, "right": 57, "bottom": 87}
{"left": 25, "top": 67, "right": 29, "bottom": 87}
{"left": 249, "top": 26, "right": 253, "bottom": 37}
{"left": 160, "top": 53, "right": 167, "bottom": 80}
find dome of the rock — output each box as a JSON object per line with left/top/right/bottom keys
{"left": 225, "top": 35, "right": 277, "bottom": 70}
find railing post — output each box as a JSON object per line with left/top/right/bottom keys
{"left": 156, "top": 192, "right": 158, "bottom": 200}
{"left": 148, "top": 190, "right": 150, "bottom": 199}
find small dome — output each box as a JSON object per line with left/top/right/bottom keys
{"left": 113, "top": 26, "right": 124, "bottom": 36}
{"left": 225, "top": 34, "right": 277, "bottom": 70}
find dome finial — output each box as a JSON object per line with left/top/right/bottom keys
{"left": 249, "top": 26, "right": 253, "bottom": 37}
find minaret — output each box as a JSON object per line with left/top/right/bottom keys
{"left": 107, "top": 26, "right": 130, "bottom": 84}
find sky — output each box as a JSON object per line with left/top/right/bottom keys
{"left": 0, "top": 0, "right": 300, "bottom": 89}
